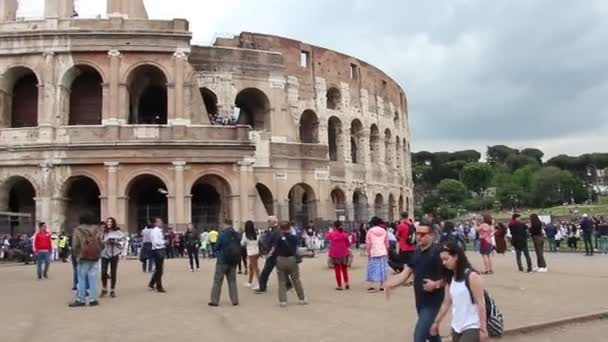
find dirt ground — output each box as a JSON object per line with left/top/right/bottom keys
{"left": 1, "top": 251, "right": 607, "bottom": 342}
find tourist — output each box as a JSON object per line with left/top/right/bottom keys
{"left": 69, "top": 214, "right": 103, "bottom": 307}
{"left": 237, "top": 231, "right": 248, "bottom": 275}
{"left": 50, "top": 232, "right": 59, "bottom": 261}
{"left": 326, "top": 220, "right": 351, "bottom": 290}
{"left": 208, "top": 220, "right": 240, "bottom": 307}
{"left": 200, "top": 228, "right": 209, "bottom": 258}
{"left": 184, "top": 223, "right": 201, "bottom": 272}
{"left": 256, "top": 216, "right": 291, "bottom": 294}
{"left": 274, "top": 221, "right": 307, "bottom": 307}
{"left": 33, "top": 222, "right": 52, "bottom": 280}
{"left": 580, "top": 214, "right": 594, "bottom": 256}
{"left": 141, "top": 224, "right": 154, "bottom": 273}
{"left": 358, "top": 224, "right": 367, "bottom": 255}
{"left": 529, "top": 214, "right": 547, "bottom": 272}
{"left": 100, "top": 217, "right": 126, "bottom": 298}
{"left": 493, "top": 223, "right": 507, "bottom": 255}
{"left": 241, "top": 220, "right": 261, "bottom": 289}
{"left": 175, "top": 232, "right": 184, "bottom": 258}
{"left": 165, "top": 227, "right": 176, "bottom": 259}
{"left": 475, "top": 214, "right": 494, "bottom": 274}
{"left": 554, "top": 224, "right": 564, "bottom": 250}
{"left": 508, "top": 214, "right": 532, "bottom": 273}
{"left": 567, "top": 222, "right": 579, "bottom": 250}
{"left": 396, "top": 212, "right": 416, "bottom": 267}
{"left": 598, "top": 219, "right": 608, "bottom": 254}
{"left": 365, "top": 216, "right": 389, "bottom": 293}
{"left": 148, "top": 217, "right": 167, "bottom": 293}
{"left": 544, "top": 220, "right": 558, "bottom": 252}
{"left": 0, "top": 234, "right": 9, "bottom": 260}
{"left": 58, "top": 233, "right": 68, "bottom": 262}
{"left": 208, "top": 227, "right": 219, "bottom": 258}
{"left": 431, "top": 241, "right": 488, "bottom": 342}
{"left": 385, "top": 220, "right": 445, "bottom": 342}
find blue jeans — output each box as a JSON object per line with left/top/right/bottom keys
{"left": 547, "top": 237, "right": 556, "bottom": 252}
{"left": 414, "top": 305, "right": 442, "bottom": 342}
{"left": 600, "top": 237, "right": 608, "bottom": 254}
{"left": 473, "top": 240, "right": 480, "bottom": 252}
{"left": 77, "top": 261, "right": 98, "bottom": 303}
{"left": 36, "top": 251, "right": 50, "bottom": 279}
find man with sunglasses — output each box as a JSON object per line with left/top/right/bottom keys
{"left": 385, "top": 220, "right": 445, "bottom": 342}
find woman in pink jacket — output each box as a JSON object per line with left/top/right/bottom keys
{"left": 326, "top": 220, "right": 351, "bottom": 290}
{"left": 365, "top": 217, "right": 389, "bottom": 292}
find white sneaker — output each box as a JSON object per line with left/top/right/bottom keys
{"left": 298, "top": 299, "right": 308, "bottom": 305}
{"left": 244, "top": 282, "right": 252, "bottom": 288}
{"left": 279, "top": 302, "right": 287, "bottom": 307}
{"left": 537, "top": 268, "right": 548, "bottom": 273}
{"left": 251, "top": 285, "right": 260, "bottom": 291}
{"left": 190, "top": 269, "right": 194, "bottom": 272}
{"left": 533, "top": 267, "right": 540, "bottom": 272}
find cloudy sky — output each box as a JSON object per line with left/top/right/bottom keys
{"left": 17, "top": 0, "right": 608, "bottom": 159}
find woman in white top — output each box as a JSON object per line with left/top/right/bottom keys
{"left": 241, "top": 220, "right": 260, "bottom": 289}
{"left": 431, "top": 241, "right": 488, "bottom": 342}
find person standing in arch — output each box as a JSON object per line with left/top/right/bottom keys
{"left": 33, "top": 222, "right": 52, "bottom": 280}
{"left": 184, "top": 223, "right": 201, "bottom": 272}
{"left": 148, "top": 217, "right": 167, "bottom": 293}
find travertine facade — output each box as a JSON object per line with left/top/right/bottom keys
{"left": 0, "top": 0, "right": 413, "bottom": 234}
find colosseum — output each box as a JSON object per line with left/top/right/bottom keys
{"left": 0, "top": 0, "right": 412, "bottom": 235}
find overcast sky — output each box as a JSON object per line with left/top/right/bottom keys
{"left": 17, "top": 0, "right": 608, "bottom": 159}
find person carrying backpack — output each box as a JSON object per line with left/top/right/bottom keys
{"left": 396, "top": 212, "right": 416, "bottom": 265}
{"left": 208, "top": 220, "right": 241, "bottom": 307}
{"left": 69, "top": 214, "right": 103, "bottom": 307}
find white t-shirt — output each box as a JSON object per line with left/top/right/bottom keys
{"left": 450, "top": 279, "right": 481, "bottom": 333}
{"left": 241, "top": 234, "right": 260, "bottom": 256}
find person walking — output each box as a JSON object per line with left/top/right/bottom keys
{"left": 148, "top": 218, "right": 167, "bottom": 293}
{"left": 241, "top": 220, "right": 261, "bottom": 289}
{"left": 544, "top": 220, "right": 558, "bottom": 252}
{"left": 529, "top": 214, "right": 547, "bottom": 272}
{"left": 50, "top": 232, "right": 59, "bottom": 261}
{"left": 208, "top": 220, "right": 240, "bottom": 307}
{"left": 58, "top": 233, "right": 69, "bottom": 262}
{"left": 493, "top": 223, "right": 507, "bottom": 255}
{"left": 141, "top": 224, "right": 154, "bottom": 273}
{"left": 200, "top": 229, "right": 209, "bottom": 259}
{"left": 274, "top": 221, "right": 307, "bottom": 307}
{"left": 69, "top": 214, "right": 103, "bottom": 307}
{"left": 184, "top": 223, "right": 201, "bottom": 272}
{"left": 508, "top": 214, "right": 532, "bottom": 273}
{"left": 326, "top": 220, "right": 351, "bottom": 291}
{"left": 385, "top": 220, "right": 445, "bottom": 342}
{"left": 475, "top": 214, "right": 494, "bottom": 274}
{"left": 431, "top": 242, "right": 488, "bottom": 342}
{"left": 255, "top": 216, "right": 291, "bottom": 294}
{"left": 580, "top": 214, "right": 594, "bottom": 256}
{"left": 208, "top": 228, "right": 219, "bottom": 258}
{"left": 33, "top": 222, "right": 52, "bottom": 280}
{"left": 100, "top": 217, "right": 126, "bottom": 298}
{"left": 365, "top": 217, "right": 389, "bottom": 292}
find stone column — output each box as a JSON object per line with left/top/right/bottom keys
{"left": 0, "top": 0, "right": 17, "bottom": 22}
{"left": 104, "top": 162, "right": 119, "bottom": 218}
{"left": 44, "top": 0, "right": 74, "bottom": 19}
{"left": 172, "top": 161, "right": 186, "bottom": 229}
{"left": 107, "top": 0, "right": 148, "bottom": 19}
{"left": 104, "top": 49, "right": 122, "bottom": 125}
{"left": 39, "top": 51, "right": 56, "bottom": 133}
{"left": 36, "top": 162, "right": 53, "bottom": 227}
{"left": 170, "top": 48, "right": 189, "bottom": 126}
{"left": 238, "top": 160, "right": 254, "bottom": 228}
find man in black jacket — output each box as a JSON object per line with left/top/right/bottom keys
{"left": 508, "top": 214, "right": 532, "bottom": 272}
{"left": 580, "top": 214, "right": 594, "bottom": 256}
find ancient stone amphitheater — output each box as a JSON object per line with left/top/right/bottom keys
{"left": 0, "top": 0, "right": 412, "bottom": 234}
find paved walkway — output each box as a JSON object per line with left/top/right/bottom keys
{"left": 1, "top": 251, "right": 607, "bottom": 342}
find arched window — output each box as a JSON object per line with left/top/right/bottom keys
{"left": 326, "top": 87, "right": 341, "bottom": 110}
{"left": 127, "top": 65, "right": 168, "bottom": 124}
{"left": 369, "top": 124, "right": 380, "bottom": 163}
{"left": 299, "top": 110, "right": 319, "bottom": 143}
{"left": 64, "top": 65, "right": 103, "bottom": 125}
{"left": 0, "top": 67, "right": 39, "bottom": 128}
{"left": 350, "top": 119, "right": 364, "bottom": 165}
{"left": 235, "top": 88, "right": 271, "bottom": 130}
{"left": 328, "top": 116, "right": 343, "bottom": 161}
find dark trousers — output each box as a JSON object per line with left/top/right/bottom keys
{"left": 149, "top": 249, "right": 165, "bottom": 290}
{"left": 209, "top": 243, "right": 216, "bottom": 257}
{"left": 515, "top": 243, "right": 532, "bottom": 272}
{"left": 101, "top": 255, "right": 119, "bottom": 290}
{"left": 258, "top": 256, "right": 291, "bottom": 291}
{"left": 547, "top": 237, "right": 557, "bottom": 252}
{"left": 209, "top": 263, "right": 238, "bottom": 305}
{"left": 188, "top": 247, "right": 200, "bottom": 270}
{"left": 238, "top": 247, "right": 248, "bottom": 273}
{"left": 414, "top": 305, "right": 442, "bottom": 342}
{"left": 532, "top": 236, "right": 546, "bottom": 268}
{"left": 583, "top": 234, "right": 593, "bottom": 255}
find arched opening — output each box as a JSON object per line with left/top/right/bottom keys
{"left": 235, "top": 88, "right": 271, "bottom": 130}
{"left": 393, "top": 111, "right": 400, "bottom": 126}
{"left": 63, "top": 176, "right": 101, "bottom": 233}
{"left": 0, "top": 67, "right": 39, "bottom": 128}
{"left": 127, "top": 65, "right": 168, "bottom": 124}
{"left": 369, "top": 124, "right": 380, "bottom": 163}
{"left": 127, "top": 175, "right": 168, "bottom": 232}
{"left": 328, "top": 116, "right": 343, "bottom": 161}
{"left": 374, "top": 194, "right": 385, "bottom": 219}
{"left": 65, "top": 65, "right": 103, "bottom": 125}
{"left": 326, "top": 87, "right": 341, "bottom": 110}
{"left": 255, "top": 183, "right": 274, "bottom": 216}
{"left": 352, "top": 189, "right": 368, "bottom": 224}
{"left": 384, "top": 128, "right": 393, "bottom": 169}
{"left": 399, "top": 195, "right": 405, "bottom": 214}
{"left": 1, "top": 177, "right": 36, "bottom": 235}
{"left": 388, "top": 194, "right": 396, "bottom": 222}
{"left": 288, "top": 183, "right": 317, "bottom": 228}
{"left": 191, "top": 175, "right": 231, "bottom": 231}
{"left": 299, "top": 110, "right": 319, "bottom": 143}
{"left": 350, "top": 119, "right": 364, "bottom": 164}
{"left": 330, "top": 187, "right": 346, "bottom": 220}
{"left": 200, "top": 87, "right": 218, "bottom": 120}
{"left": 395, "top": 136, "right": 402, "bottom": 170}
{"left": 406, "top": 197, "right": 411, "bottom": 214}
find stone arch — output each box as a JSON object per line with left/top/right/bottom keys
{"left": 384, "top": 128, "right": 393, "bottom": 168}
{"left": 191, "top": 174, "right": 232, "bottom": 231}
{"left": 288, "top": 183, "right": 317, "bottom": 227}
{"left": 326, "top": 86, "right": 341, "bottom": 110}
{"left": 299, "top": 109, "right": 319, "bottom": 143}
{"left": 255, "top": 183, "right": 274, "bottom": 216}
{"left": 399, "top": 195, "right": 405, "bottom": 214}
{"left": 352, "top": 188, "right": 368, "bottom": 223}
{"left": 330, "top": 187, "right": 346, "bottom": 220}
{"left": 393, "top": 110, "right": 400, "bottom": 126}
{"left": 0, "top": 176, "right": 37, "bottom": 235}
{"left": 234, "top": 87, "right": 271, "bottom": 130}
{"left": 126, "top": 64, "right": 168, "bottom": 124}
{"left": 395, "top": 135, "right": 402, "bottom": 170}
{"left": 60, "top": 64, "right": 104, "bottom": 125}
{"left": 350, "top": 119, "right": 364, "bottom": 164}
{"left": 406, "top": 197, "right": 411, "bottom": 214}
{"left": 374, "top": 193, "right": 385, "bottom": 219}
{"left": 121, "top": 169, "right": 173, "bottom": 197}
{"left": 61, "top": 176, "right": 101, "bottom": 233}
{"left": 0, "top": 66, "right": 39, "bottom": 128}
{"left": 55, "top": 170, "right": 105, "bottom": 198}
{"left": 125, "top": 174, "right": 169, "bottom": 231}
{"left": 200, "top": 87, "right": 218, "bottom": 119}
{"left": 328, "top": 116, "right": 343, "bottom": 161}
{"left": 388, "top": 193, "right": 396, "bottom": 222}
{"left": 369, "top": 124, "right": 381, "bottom": 163}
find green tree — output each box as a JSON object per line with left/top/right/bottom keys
{"left": 462, "top": 162, "right": 494, "bottom": 194}
{"left": 520, "top": 148, "right": 544, "bottom": 164}
{"left": 437, "top": 179, "right": 468, "bottom": 204}
{"left": 505, "top": 154, "right": 539, "bottom": 171}
{"left": 421, "top": 193, "right": 441, "bottom": 215}
{"left": 487, "top": 145, "right": 518, "bottom": 165}
{"left": 451, "top": 150, "right": 481, "bottom": 163}
{"left": 530, "top": 166, "right": 564, "bottom": 207}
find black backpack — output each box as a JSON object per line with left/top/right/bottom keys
{"left": 223, "top": 229, "right": 242, "bottom": 266}
{"left": 464, "top": 269, "right": 504, "bottom": 337}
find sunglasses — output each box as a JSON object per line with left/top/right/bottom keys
{"left": 416, "top": 232, "right": 431, "bottom": 237}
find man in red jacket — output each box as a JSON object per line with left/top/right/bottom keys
{"left": 33, "top": 222, "right": 52, "bottom": 280}
{"left": 396, "top": 212, "right": 416, "bottom": 265}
